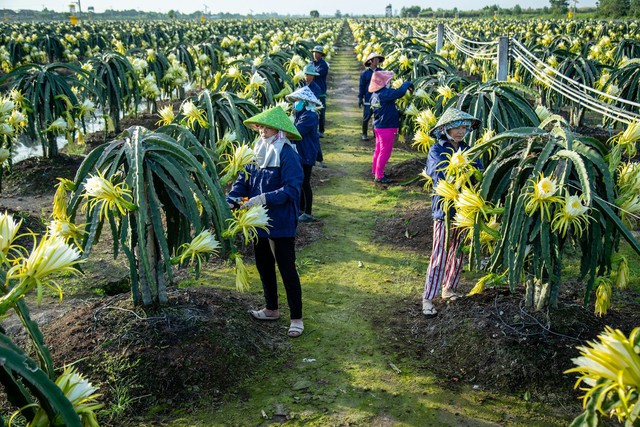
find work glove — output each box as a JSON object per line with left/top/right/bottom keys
{"left": 358, "top": 99, "right": 363, "bottom": 108}
{"left": 227, "top": 197, "right": 243, "bottom": 210}
{"left": 243, "top": 194, "right": 266, "bottom": 209}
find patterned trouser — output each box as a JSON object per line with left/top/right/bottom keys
{"left": 423, "top": 219, "right": 465, "bottom": 300}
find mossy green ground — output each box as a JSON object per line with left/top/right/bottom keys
{"left": 166, "top": 34, "right": 573, "bottom": 427}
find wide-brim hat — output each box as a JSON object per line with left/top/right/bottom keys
{"left": 303, "top": 63, "right": 320, "bottom": 76}
{"left": 244, "top": 106, "right": 302, "bottom": 141}
{"left": 311, "top": 45, "right": 325, "bottom": 55}
{"left": 429, "top": 107, "right": 481, "bottom": 138}
{"left": 368, "top": 70, "right": 394, "bottom": 93}
{"left": 285, "top": 86, "right": 323, "bottom": 107}
{"left": 364, "top": 52, "right": 385, "bottom": 67}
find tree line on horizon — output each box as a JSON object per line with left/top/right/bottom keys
{"left": 400, "top": 0, "right": 639, "bottom": 19}
{"left": 1, "top": 0, "right": 639, "bottom": 21}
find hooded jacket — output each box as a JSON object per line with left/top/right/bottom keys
{"left": 358, "top": 67, "right": 382, "bottom": 104}
{"left": 370, "top": 81, "right": 412, "bottom": 129}
{"left": 227, "top": 139, "right": 303, "bottom": 238}
{"left": 293, "top": 109, "right": 320, "bottom": 166}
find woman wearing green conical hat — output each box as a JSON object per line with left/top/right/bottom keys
{"left": 226, "top": 106, "right": 305, "bottom": 337}
{"left": 422, "top": 107, "right": 483, "bottom": 318}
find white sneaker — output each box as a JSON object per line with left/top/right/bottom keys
{"left": 422, "top": 299, "right": 437, "bottom": 318}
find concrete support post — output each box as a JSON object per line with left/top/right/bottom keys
{"left": 436, "top": 23, "right": 444, "bottom": 53}
{"left": 496, "top": 36, "right": 509, "bottom": 81}
{"left": 408, "top": 25, "right": 413, "bottom": 37}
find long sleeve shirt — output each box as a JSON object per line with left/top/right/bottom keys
{"left": 313, "top": 58, "right": 329, "bottom": 96}
{"left": 358, "top": 67, "right": 381, "bottom": 103}
{"left": 293, "top": 109, "right": 320, "bottom": 166}
{"left": 299, "top": 80, "right": 322, "bottom": 99}
{"left": 371, "top": 81, "right": 412, "bottom": 129}
{"left": 227, "top": 143, "right": 303, "bottom": 237}
{"left": 427, "top": 137, "right": 483, "bottom": 220}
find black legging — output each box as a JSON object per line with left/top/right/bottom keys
{"left": 319, "top": 96, "right": 326, "bottom": 133}
{"left": 300, "top": 164, "right": 313, "bottom": 215}
{"left": 254, "top": 237, "right": 302, "bottom": 319}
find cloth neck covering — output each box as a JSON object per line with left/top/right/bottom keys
{"left": 254, "top": 131, "right": 297, "bottom": 168}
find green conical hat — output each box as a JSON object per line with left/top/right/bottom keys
{"left": 429, "top": 107, "right": 481, "bottom": 138}
{"left": 303, "top": 63, "right": 320, "bottom": 76}
{"left": 244, "top": 106, "right": 302, "bottom": 141}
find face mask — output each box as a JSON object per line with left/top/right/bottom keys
{"left": 294, "top": 100, "right": 305, "bottom": 112}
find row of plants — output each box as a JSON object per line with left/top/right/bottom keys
{"left": 1, "top": 18, "right": 343, "bottom": 426}
{"left": 0, "top": 19, "right": 341, "bottom": 193}
{"left": 0, "top": 19, "right": 337, "bottom": 71}
{"left": 351, "top": 18, "right": 640, "bottom": 129}
{"left": 350, "top": 19, "right": 640, "bottom": 426}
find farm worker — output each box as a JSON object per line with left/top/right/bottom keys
{"left": 301, "top": 63, "right": 322, "bottom": 100}
{"left": 226, "top": 106, "right": 305, "bottom": 338}
{"left": 422, "top": 107, "right": 482, "bottom": 318}
{"left": 311, "top": 45, "right": 329, "bottom": 138}
{"left": 358, "top": 52, "right": 385, "bottom": 141}
{"left": 286, "top": 86, "right": 323, "bottom": 223}
{"left": 368, "top": 70, "right": 413, "bottom": 184}
{"left": 301, "top": 62, "right": 326, "bottom": 168}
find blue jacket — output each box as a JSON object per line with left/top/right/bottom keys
{"left": 313, "top": 58, "right": 329, "bottom": 95}
{"left": 299, "top": 80, "right": 322, "bottom": 99}
{"left": 427, "top": 136, "right": 483, "bottom": 220}
{"left": 358, "top": 67, "right": 381, "bottom": 103}
{"left": 371, "top": 81, "right": 412, "bottom": 129}
{"left": 227, "top": 144, "right": 303, "bottom": 238}
{"left": 293, "top": 109, "right": 320, "bottom": 166}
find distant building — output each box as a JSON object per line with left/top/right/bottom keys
{"left": 385, "top": 4, "right": 392, "bottom": 17}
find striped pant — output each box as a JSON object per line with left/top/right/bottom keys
{"left": 423, "top": 219, "right": 465, "bottom": 300}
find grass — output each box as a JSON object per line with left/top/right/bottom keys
{"left": 161, "top": 32, "right": 574, "bottom": 427}
{"left": 18, "top": 25, "right": 640, "bottom": 427}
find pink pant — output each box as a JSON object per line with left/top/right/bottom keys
{"left": 372, "top": 128, "right": 397, "bottom": 179}
{"left": 423, "top": 220, "right": 465, "bottom": 300}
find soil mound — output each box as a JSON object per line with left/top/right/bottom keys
{"left": 374, "top": 205, "right": 640, "bottom": 411}
{"left": 12, "top": 288, "right": 288, "bottom": 426}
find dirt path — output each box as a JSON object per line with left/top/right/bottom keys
{"left": 193, "top": 25, "right": 566, "bottom": 427}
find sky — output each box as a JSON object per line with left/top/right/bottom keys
{"left": 4, "top": 0, "right": 598, "bottom": 15}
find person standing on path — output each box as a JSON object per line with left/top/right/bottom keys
{"left": 311, "top": 45, "right": 329, "bottom": 139}
{"left": 286, "top": 86, "right": 323, "bottom": 223}
{"left": 300, "top": 63, "right": 322, "bottom": 100}
{"left": 358, "top": 52, "right": 384, "bottom": 141}
{"left": 368, "top": 70, "right": 413, "bottom": 184}
{"left": 226, "top": 106, "right": 306, "bottom": 338}
{"left": 422, "top": 107, "right": 482, "bottom": 318}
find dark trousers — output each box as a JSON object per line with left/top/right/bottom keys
{"left": 254, "top": 237, "right": 302, "bottom": 319}
{"left": 362, "top": 104, "right": 372, "bottom": 136}
{"left": 319, "top": 96, "right": 326, "bottom": 133}
{"left": 300, "top": 164, "right": 313, "bottom": 215}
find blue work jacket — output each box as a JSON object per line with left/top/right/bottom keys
{"left": 371, "top": 81, "right": 412, "bottom": 129}
{"left": 358, "top": 67, "right": 381, "bottom": 103}
{"left": 293, "top": 109, "right": 320, "bottom": 166}
{"left": 227, "top": 144, "right": 303, "bottom": 238}
{"left": 298, "top": 80, "right": 322, "bottom": 99}
{"left": 313, "top": 58, "right": 329, "bottom": 96}
{"left": 427, "top": 136, "right": 483, "bottom": 220}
